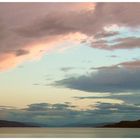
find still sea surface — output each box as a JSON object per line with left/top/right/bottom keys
{"left": 0, "top": 128, "right": 140, "bottom": 138}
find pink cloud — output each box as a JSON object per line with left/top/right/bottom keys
{"left": 0, "top": 3, "right": 140, "bottom": 71}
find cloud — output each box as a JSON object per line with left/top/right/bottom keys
{"left": 74, "top": 92, "right": 140, "bottom": 105}
{"left": 111, "top": 37, "right": 140, "bottom": 49}
{"left": 0, "top": 3, "right": 140, "bottom": 71}
{"left": 0, "top": 3, "right": 92, "bottom": 71}
{"left": 61, "top": 67, "right": 75, "bottom": 72}
{"left": 109, "top": 55, "right": 117, "bottom": 58}
{"left": 53, "top": 60, "right": 140, "bottom": 93}
{"left": 91, "top": 36, "right": 140, "bottom": 50}
{"left": 94, "top": 31, "right": 119, "bottom": 39}
{"left": 0, "top": 102, "right": 140, "bottom": 126}
{"left": 0, "top": 102, "right": 81, "bottom": 126}
{"left": 93, "top": 3, "right": 140, "bottom": 27}
{"left": 25, "top": 103, "right": 51, "bottom": 111}
{"left": 0, "top": 105, "right": 17, "bottom": 110}
{"left": 119, "top": 60, "right": 140, "bottom": 69}
{"left": 32, "top": 83, "right": 40, "bottom": 86}
{"left": 94, "top": 103, "right": 140, "bottom": 114}
{"left": 92, "top": 60, "right": 140, "bottom": 70}
{"left": 15, "top": 49, "right": 29, "bottom": 56}
{"left": 74, "top": 93, "right": 133, "bottom": 99}
{"left": 52, "top": 103, "right": 76, "bottom": 109}
{"left": 24, "top": 102, "right": 76, "bottom": 112}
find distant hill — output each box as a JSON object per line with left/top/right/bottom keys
{"left": 103, "top": 120, "right": 140, "bottom": 128}
{"left": 60, "top": 122, "right": 108, "bottom": 127}
{"left": 1, "top": 119, "right": 140, "bottom": 128}
{"left": 0, "top": 120, "right": 39, "bottom": 127}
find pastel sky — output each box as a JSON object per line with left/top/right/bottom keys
{"left": 0, "top": 3, "right": 140, "bottom": 126}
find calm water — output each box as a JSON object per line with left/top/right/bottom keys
{"left": 0, "top": 128, "right": 140, "bottom": 138}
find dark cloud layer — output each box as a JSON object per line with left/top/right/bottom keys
{"left": 0, "top": 102, "right": 140, "bottom": 126}
{"left": 54, "top": 60, "right": 140, "bottom": 93}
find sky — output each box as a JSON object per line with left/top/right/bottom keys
{"left": 0, "top": 2, "right": 140, "bottom": 126}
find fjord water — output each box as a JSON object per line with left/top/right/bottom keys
{"left": 0, "top": 128, "right": 140, "bottom": 138}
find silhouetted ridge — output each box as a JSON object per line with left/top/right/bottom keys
{"left": 103, "top": 120, "right": 140, "bottom": 128}
{"left": 0, "top": 120, "right": 38, "bottom": 127}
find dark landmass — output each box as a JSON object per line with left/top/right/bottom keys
{"left": 103, "top": 120, "right": 140, "bottom": 128}
{"left": 0, "top": 120, "right": 39, "bottom": 127}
